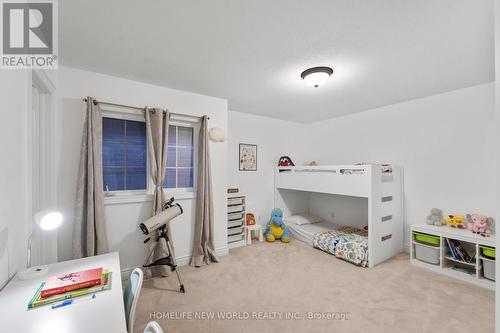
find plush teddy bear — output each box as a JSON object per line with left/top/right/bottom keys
{"left": 465, "top": 214, "right": 494, "bottom": 236}
{"left": 425, "top": 208, "right": 445, "bottom": 226}
{"left": 265, "top": 208, "right": 290, "bottom": 243}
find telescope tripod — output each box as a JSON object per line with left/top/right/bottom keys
{"left": 143, "top": 225, "right": 186, "bottom": 293}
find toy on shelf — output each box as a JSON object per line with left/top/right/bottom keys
{"left": 445, "top": 215, "right": 465, "bottom": 229}
{"left": 246, "top": 213, "right": 256, "bottom": 226}
{"left": 265, "top": 208, "right": 290, "bottom": 243}
{"left": 465, "top": 214, "right": 494, "bottom": 237}
{"left": 425, "top": 208, "right": 445, "bottom": 226}
{"left": 278, "top": 156, "right": 295, "bottom": 167}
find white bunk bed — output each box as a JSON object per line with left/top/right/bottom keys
{"left": 274, "top": 164, "right": 402, "bottom": 268}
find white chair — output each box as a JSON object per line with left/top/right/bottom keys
{"left": 124, "top": 268, "right": 144, "bottom": 333}
{"left": 144, "top": 321, "right": 164, "bottom": 333}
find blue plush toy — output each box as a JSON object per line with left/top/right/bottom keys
{"left": 265, "top": 208, "right": 290, "bottom": 243}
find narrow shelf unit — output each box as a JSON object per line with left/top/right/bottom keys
{"left": 410, "top": 223, "right": 495, "bottom": 290}
{"left": 227, "top": 193, "right": 246, "bottom": 249}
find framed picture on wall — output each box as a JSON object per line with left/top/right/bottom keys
{"left": 239, "top": 143, "right": 257, "bottom": 171}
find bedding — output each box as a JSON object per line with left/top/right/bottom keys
{"left": 285, "top": 214, "right": 323, "bottom": 226}
{"left": 287, "top": 221, "right": 338, "bottom": 245}
{"left": 312, "top": 226, "right": 369, "bottom": 267}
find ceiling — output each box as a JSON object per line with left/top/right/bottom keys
{"left": 59, "top": 1, "right": 494, "bottom": 123}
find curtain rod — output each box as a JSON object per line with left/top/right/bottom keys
{"left": 82, "top": 97, "right": 210, "bottom": 120}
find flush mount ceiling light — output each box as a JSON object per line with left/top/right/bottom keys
{"left": 300, "top": 66, "right": 334, "bottom": 88}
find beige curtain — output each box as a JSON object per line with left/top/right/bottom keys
{"left": 144, "top": 108, "right": 172, "bottom": 276}
{"left": 73, "top": 97, "right": 109, "bottom": 258}
{"left": 190, "top": 116, "right": 219, "bottom": 267}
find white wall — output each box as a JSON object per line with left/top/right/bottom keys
{"left": 55, "top": 66, "right": 228, "bottom": 276}
{"left": 494, "top": 0, "right": 499, "bottom": 330}
{"left": 227, "top": 111, "right": 307, "bottom": 227}
{"left": 0, "top": 71, "right": 31, "bottom": 288}
{"left": 306, "top": 83, "right": 495, "bottom": 250}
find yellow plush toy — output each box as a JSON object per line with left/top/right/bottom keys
{"left": 445, "top": 215, "right": 465, "bottom": 229}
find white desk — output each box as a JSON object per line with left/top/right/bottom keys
{"left": 0, "top": 252, "right": 127, "bottom": 333}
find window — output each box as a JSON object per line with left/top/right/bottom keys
{"left": 165, "top": 125, "right": 194, "bottom": 189}
{"left": 102, "top": 117, "right": 147, "bottom": 191}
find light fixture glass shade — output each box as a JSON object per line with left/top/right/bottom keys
{"left": 35, "top": 211, "right": 63, "bottom": 230}
{"left": 301, "top": 66, "right": 334, "bottom": 88}
{"left": 209, "top": 127, "right": 226, "bottom": 142}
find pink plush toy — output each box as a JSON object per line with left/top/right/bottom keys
{"left": 465, "top": 214, "right": 494, "bottom": 236}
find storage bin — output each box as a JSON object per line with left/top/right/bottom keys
{"left": 228, "top": 233, "right": 244, "bottom": 243}
{"left": 413, "top": 231, "right": 440, "bottom": 247}
{"left": 228, "top": 225, "right": 244, "bottom": 236}
{"left": 228, "top": 205, "right": 244, "bottom": 214}
{"left": 482, "top": 257, "right": 495, "bottom": 281}
{"left": 228, "top": 212, "right": 244, "bottom": 221}
{"left": 480, "top": 245, "right": 495, "bottom": 259}
{"left": 228, "top": 197, "right": 244, "bottom": 205}
{"left": 414, "top": 242, "right": 440, "bottom": 265}
{"left": 228, "top": 218, "right": 244, "bottom": 228}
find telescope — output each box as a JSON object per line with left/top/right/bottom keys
{"left": 139, "top": 197, "right": 183, "bottom": 235}
{"left": 141, "top": 197, "right": 186, "bottom": 293}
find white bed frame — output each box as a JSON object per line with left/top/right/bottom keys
{"left": 274, "top": 164, "right": 403, "bottom": 267}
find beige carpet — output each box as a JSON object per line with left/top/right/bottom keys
{"left": 135, "top": 240, "right": 494, "bottom": 333}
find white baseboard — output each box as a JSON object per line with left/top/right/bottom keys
{"left": 120, "top": 246, "right": 229, "bottom": 281}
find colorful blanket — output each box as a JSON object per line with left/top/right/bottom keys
{"left": 312, "top": 226, "right": 369, "bottom": 267}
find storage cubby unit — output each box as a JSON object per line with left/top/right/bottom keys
{"left": 227, "top": 193, "right": 246, "bottom": 249}
{"left": 410, "top": 224, "right": 495, "bottom": 290}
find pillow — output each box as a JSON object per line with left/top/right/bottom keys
{"left": 285, "top": 214, "right": 323, "bottom": 226}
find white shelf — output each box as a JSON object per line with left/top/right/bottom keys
{"left": 443, "top": 256, "right": 475, "bottom": 267}
{"left": 410, "top": 224, "right": 495, "bottom": 290}
{"left": 227, "top": 193, "right": 246, "bottom": 249}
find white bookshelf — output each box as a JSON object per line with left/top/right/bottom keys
{"left": 410, "top": 223, "right": 495, "bottom": 290}
{"left": 227, "top": 193, "right": 246, "bottom": 249}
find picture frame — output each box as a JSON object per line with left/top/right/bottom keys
{"left": 239, "top": 143, "right": 257, "bottom": 171}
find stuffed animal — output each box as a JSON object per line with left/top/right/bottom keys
{"left": 426, "top": 208, "right": 445, "bottom": 226}
{"left": 278, "top": 156, "right": 295, "bottom": 167}
{"left": 465, "top": 214, "right": 494, "bottom": 236}
{"left": 246, "top": 213, "right": 256, "bottom": 226}
{"left": 445, "top": 215, "right": 465, "bottom": 228}
{"left": 265, "top": 208, "right": 290, "bottom": 243}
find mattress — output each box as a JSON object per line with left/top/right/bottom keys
{"left": 313, "top": 226, "right": 369, "bottom": 267}
{"left": 287, "top": 221, "right": 339, "bottom": 245}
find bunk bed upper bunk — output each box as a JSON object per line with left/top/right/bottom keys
{"left": 274, "top": 164, "right": 403, "bottom": 267}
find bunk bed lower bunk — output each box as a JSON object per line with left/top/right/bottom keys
{"left": 275, "top": 164, "right": 402, "bottom": 268}
{"left": 286, "top": 217, "right": 369, "bottom": 267}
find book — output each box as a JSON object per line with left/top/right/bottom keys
{"left": 28, "top": 270, "right": 111, "bottom": 309}
{"left": 41, "top": 267, "right": 103, "bottom": 298}
{"left": 445, "top": 238, "right": 458, "bottom": 260}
